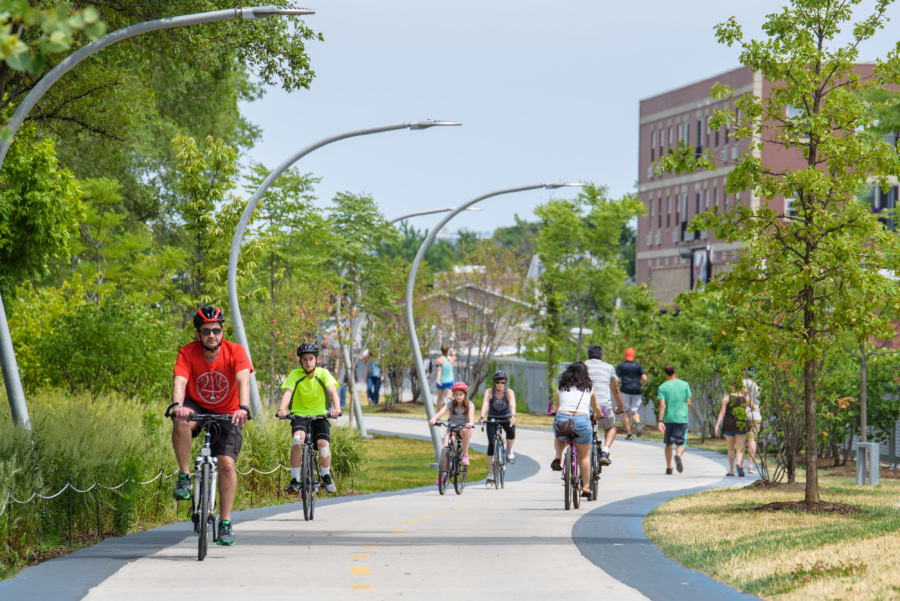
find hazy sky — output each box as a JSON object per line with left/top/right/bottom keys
{"left": 239, "top": 0, "right": 898, "bottom": 235}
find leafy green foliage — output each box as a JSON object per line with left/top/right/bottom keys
{"left": 0, "top": 130, "right": 82, "bottom": 299}
{"left": 654, "top": 0, "right": 900, "bottom": 503}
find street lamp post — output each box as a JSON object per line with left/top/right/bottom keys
{"left": 405, "top": 183, "right": 584, "bottom": 461}
{"left": 389, "top": 207, "right": 481, "bottom": 224}
{"left": 0, "top": 5, "right": 316, "bottom": 429}
{"left": 227, "top": 120, "right": 460, "bottom": 427}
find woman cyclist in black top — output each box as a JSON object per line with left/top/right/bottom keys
{"left": 479, "top": 370, "right": 517, "bottom": 484}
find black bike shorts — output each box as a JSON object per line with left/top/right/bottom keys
{"left": 290, "top": 415, "right": 331, "bottom": 442}
{"left": 664, "top": 422, "right": 688, "bottom": 446}
{"left": 181, "top": 399, "right": 243, "bottom": 461}
{"left": 486, "top": 421, "right": 515, "bottom": 455}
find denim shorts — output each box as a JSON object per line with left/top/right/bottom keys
{"left": 554, "top": 413, "right": 593, "bottom": 445}
{"left": 436, "top": 382, "right": 454, "bottom": 390}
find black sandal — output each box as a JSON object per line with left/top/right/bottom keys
{"left": 581, "top": 490, "right": 592, "bottom": 499}
{"left": 550, "top": 458, "right": 562, "bottom": 471}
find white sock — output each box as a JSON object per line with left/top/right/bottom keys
{"left": 291, "top": 467, "right": 301, "bottom": 481}
{"left": 320, "top": 466, "right": 330, "bottom": 477}
{"left": 602, "top": 446, "right": 610, "bottom": 453}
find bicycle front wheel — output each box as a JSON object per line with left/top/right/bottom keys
{"left": 438, "top": 447, "right": 451, "bottom": 495}
{"left": 492, "top": 443, "right": 503, "bottom": 490}
{"left": 302, "top": 446, "right": 312, "bottom": 521}
{"left": 309, "top": 455, "right": 318, "bottom": 521}
{"left": 454, "top": 452, "right": 467, "bottom": 495}
{"left": 564, "top": 446, "right": 572, "bottom": 510}
{"left": 590, "top": 444, "right": 599, "bottom": 501}
{"left": 198, "top": 462, "right": 210, "bottom": 561}
{"left": 573, "top": 450, "right": 581, "bottom": 509}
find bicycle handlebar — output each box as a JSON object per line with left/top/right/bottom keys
{"left": 275, "top": 412, "right": 342, "bottom": 421}
{"left": 432, "top": 421, "right": 472, "bottom": 429}
{"left": 178, "top": 413, "right": 239, "bottom": 422}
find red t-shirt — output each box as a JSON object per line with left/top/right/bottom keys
{"left": 173, "top": 340, "right": 254, "bottom": 413}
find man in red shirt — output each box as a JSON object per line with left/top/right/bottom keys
{"left": 169, "top": 306, "right": 252, "bottom": 546}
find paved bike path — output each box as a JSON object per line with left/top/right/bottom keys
{"left": 1, "top": 416, "right": 756, "bottom": 600}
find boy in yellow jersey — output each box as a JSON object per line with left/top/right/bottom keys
{"left": 276, "top": 342, "right": 342, "bottom": 494}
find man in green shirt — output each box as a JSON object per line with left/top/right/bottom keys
{"left": 656, "top": 364, "right": 692, "bottom": 475}
{"left": 276, "top": 342, "right": 342, "bottom": 494}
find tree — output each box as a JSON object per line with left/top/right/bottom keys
{"left": 656, "top": 0, "right": 900, "bottom": 504}
{"left": 0, "top": 128, "right": 82, "bottom": 300}
{"left": 379, "top": 221, "right": 458, "bottom": 271}
{"left": 436, "top": 243, "right": 529, "bottom": 394}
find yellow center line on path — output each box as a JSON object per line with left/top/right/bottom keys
{"left": 455, "top": 506, "right": 467, "bottom": 508}
{"left": 419, "top": 516, "right": 432, "bottom": 518}
{"left": 353, "top": 555, "right": 369, "bottom": 559}
{"left": 404, "top": 521, "right": 417, "bottom": 524}
{"left": 361, "top": 546, "right": 377, "bottom": 549}
{"left": 390, "top": 528, "right": 403, "bottom": 531}
{"left": 612, "top": 455, "right": 621, "bottom": 459}
{"left": 436, "top": 511, "right": 449, "bottom": 513}
{"left": 615, "top": 479, "right": 624, "bottom": 482}
{"left": 473, "top": 502, "right": 485, "bottom": 504}
{"left": 351, "top": 567, "right": 371, "bottom": 575}
{"left": 352, "top": 585, "right": 373, "bottom": 590}
{"left": 493, "top": 498, "right": 504, "bottom": 500}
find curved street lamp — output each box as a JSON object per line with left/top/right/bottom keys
{"left": 0, "top": 5, "right": 316, "bottom": 429}
{"left": 389, "top": 207, "right": 482, "bottom": 224}
{"left": 405, "top": 183, "right": 584, "bottom": 461}
{"left": 227, "top": 120, "right": 461, "bottom": 425}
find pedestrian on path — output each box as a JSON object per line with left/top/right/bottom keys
{"left": 434, "top": 345, "right": 456, "bottom": 407}
{"left": 364, "top": 350, "right": 384, "bottom": 405}
{"left": 657, "top": 364, "right": 691, "bottom": 474}
{"left": 714, "top": 384, "right": 750, "bottom": 477}
{"left": 616, "top": 347, "right": 648, "bottom": 439}
{"left": 743, "top": 368, "right": 761, "bottom": 474}
{"left": 585, "top": 344, "right": 625, "bottom": 465}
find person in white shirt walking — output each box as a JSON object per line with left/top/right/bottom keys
{"left": 743, "top": 368, "right": 761, "bottom": 474}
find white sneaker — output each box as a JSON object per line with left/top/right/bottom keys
{"left": 507, "top": 451, "right": 516, "bottom": 464}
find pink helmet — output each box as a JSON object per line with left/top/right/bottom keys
{"left": 451, "top": 382, "right": 469, "bottom": 392}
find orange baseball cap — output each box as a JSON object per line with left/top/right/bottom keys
{"left": 625, "top": 347, "right": 635, "bottom": 361}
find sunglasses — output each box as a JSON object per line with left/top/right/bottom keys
{"left": 199, "top": 328, "right": 223, "bottom": 336}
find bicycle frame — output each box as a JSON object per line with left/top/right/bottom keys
{"left": 193, "top": 426, "right": 219, "bottom": 527}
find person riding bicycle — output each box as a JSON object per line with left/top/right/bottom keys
{"left": 429, "top": 382, "right": 474, "bottom": 486}
{"left": 479, "top": 370, "right": 517, "bottom": 483}
{"left": 276, "top": 342, "right": 342, "bottom": 495}
{"left": 170, "top": 306, "right": 252, "bottom": 547}
{"left": 584, "top": 344, "right": 625, "bottom": 466}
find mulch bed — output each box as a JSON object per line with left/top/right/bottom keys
{"left": 821, "top": 466, "right": 900, "bottom": 479}
{"left": 747, "top": 480, "right": 821, "bottom": 493}
{"left": 373, "top": 401, "right": 427, "bottom": 414}
{"left": 751, "top": 501, "right": 867, "bottom": 514}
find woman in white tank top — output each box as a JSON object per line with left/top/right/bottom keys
{"left": 551, "top": 361, "right": 604, "bottom": 498}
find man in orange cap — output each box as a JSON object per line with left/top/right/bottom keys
{"left": 615, "top": 347, "right": 648, "bottom": 439}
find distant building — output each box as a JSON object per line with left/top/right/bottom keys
{"left": 435, "top": 226, "right": 491, "bottom": 243}
{"left": 635, "top": 65, "right": 899, "bottom": 305}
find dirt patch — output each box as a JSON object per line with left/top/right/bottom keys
{"left": 822, "top": 466, "right": 900, "bottom": 479}
{"left": 374, "top": 406, "right": 410, "bottom": 413}
{"left": 751, "top": 501, "right": 866, "bottom": 514}
{"left": 747, "top": 480, "right": 823, "bottom": 493}
{"left": 337, "top": 489, "right": 367, "bottom": 497}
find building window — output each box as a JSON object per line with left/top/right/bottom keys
{"left": 715, "top": 130, "right": 719, "bottom": 147}
{"left": 652, "top": 131, "right": 656, "bottom": 148}
{"left": 685, "top": 122, "right": 690, "bottom": 144}
{"left": 669, "top": 126, "right": 673, "bottom": 144}
{"left": 651, "top": 148, "right": 655, "bottom": 161}
{"left": 725, "top": 128, "right": 729, "bottom": 143}
{"left": 678, "top": 123, "right": 683, "bottom": 141}
{"left": 696, "top": 119, "right": 702, "bottom": 148}
{"left": 731, "top": 146, "right": 738, "bottom": 159}
{"left": 658, "top": 199, "right": 662, "bottom": 228}
{"left": 705, "top": 189, "right": 710, "bottom": 209}
{"left": 714, "top": 187, "right": 719, "bottom": 207}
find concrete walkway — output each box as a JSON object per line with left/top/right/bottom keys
{"left": 2, "top": 416, "right": 757, "bottom": 600}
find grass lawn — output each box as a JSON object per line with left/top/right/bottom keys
{"left": 644, "top": 470, "right": 900, "bottom": 600}
{"left": 344, "top": 433, "right": 488, "bottom": 494}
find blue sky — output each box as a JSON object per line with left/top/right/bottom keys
{"left": 239, "top": 0, "right": 898, "bottom": 235}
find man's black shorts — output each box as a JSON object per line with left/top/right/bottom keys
{"left": 181, "top": 399, "right": 243, "bottom": 461}
{"left": 290, "top": 415, "right": 331, "bottom": 442}
{"left": 664, "top": 422, "right": 688, "bottom": 446}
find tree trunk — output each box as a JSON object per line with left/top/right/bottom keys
{"left": 859, "top": 343, "right": 867, "bottom": 443}
{"left": 803, "top": 356, "right": 819, "bottom": 503}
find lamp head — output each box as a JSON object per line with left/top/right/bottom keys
{"left": 543, "top": 182, "right": 585, "bottom": 190}
{"left": 242, "top": 5, "right": 315, "bottom": 20}
{"left": 408, "top": 119, "right": 462, "bottom": 130}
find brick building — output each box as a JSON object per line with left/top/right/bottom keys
{"left": 635, "top": 65, "right": 898, "bottom": 305}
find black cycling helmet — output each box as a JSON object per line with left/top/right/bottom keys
{"left": 493, "top": 370, "right": 508, "bottom": 382}
{"left": 296, "top": 342, "right": 320, "bottom": 358}
{"left": 193, "top": 306, "right": 225, "bottom": 330}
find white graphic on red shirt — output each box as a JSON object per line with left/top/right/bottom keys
{"left": 196, "top": 371, "right": 230, "bottom": 405}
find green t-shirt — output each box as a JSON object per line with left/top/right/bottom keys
{"left": 281, "top": 367, "right": 338, "bottom": 416}
{"left": 658, "top": 379, "right": 692, "bottom": 424}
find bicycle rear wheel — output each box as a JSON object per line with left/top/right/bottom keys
{"left": 438, "top": 446, "right": 451, "bottom": 495}
{"left": 309, "top": 455, "right": 318, "bottom": 521}
{"left": 590, "top": 443, "right": 600, "bottom": 501}
{"left": 302, "top": 446, "right": 312, "bottom": 521}
{"left": 198, "top": 463, "right": 210, "bottom": 561}
{"left": 564, "top": 446, "right": 572, "bottom": 510}
{"left": 492, "top": 441, "right": 503, "bottom": 490}
{"left": 498, "top": 444, "right": 506, "bottom": 489}
{"left": 573, "top": 451, "right": 581, "bottom": 509}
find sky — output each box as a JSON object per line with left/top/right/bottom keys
{"left": 239, "top": 0, "right": 899, "bottom": 236}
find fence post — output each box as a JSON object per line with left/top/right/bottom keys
{"left": 66, "top": 478, "right": 72, "bottom": 546}
{"left": 95, "top": 495, "right": 100, "bottom": 540}
{"left": 277, "top": 465, "right": 282, "bottom": 503}
{"left": 154, "top": 467, "right": 162, "bottom": 523}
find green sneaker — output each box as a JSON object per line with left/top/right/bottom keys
{"left": 173, "top": 473, "right": 191, "bottom": 500}
{"left": 217, "top": 520, "right": 234, "bottom": 546}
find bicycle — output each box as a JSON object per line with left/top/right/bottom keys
{"left": 482, "top": 418, "right": 511, "bottom": 489}
{"left": 167, "top": 410, "right": 240, "bottom": 561}
{"left": 277, "top": 413, "right": 340, "bottom": 521}
{"left": 550, "top": 412, "right": 582, "bottom": 511}
{"left": 589, "top": 417, "right": 603, "bottom": 501}
{"left": 435, "top": 422, "right": 470, "bottom": 495}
